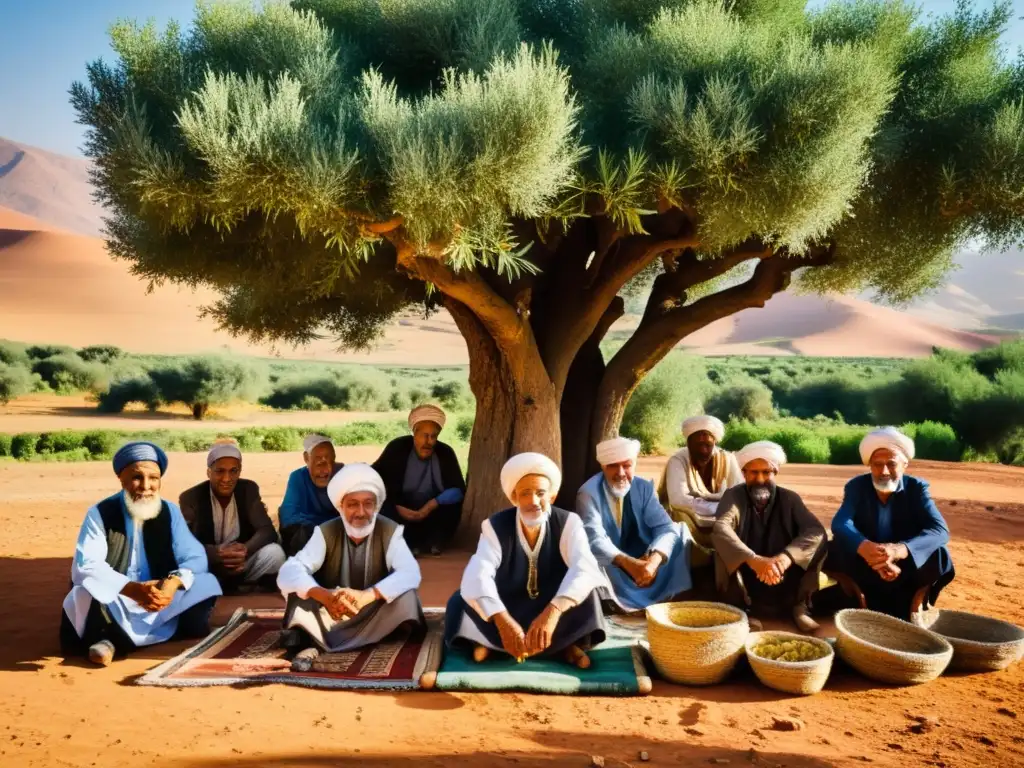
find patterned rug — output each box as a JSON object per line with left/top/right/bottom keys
{"left": 138, "top": 608, "right": 443, "bottom": 689}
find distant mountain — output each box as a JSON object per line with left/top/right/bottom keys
{"left": 0, "top": 137, "right": 105, "bottom": 237}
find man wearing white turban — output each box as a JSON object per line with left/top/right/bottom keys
{"left": 576, "top": 437, "right": 692, "bottom": 611}
{"left": 711, "top": 442, "right": 827, "bottom": 633}
{"left": 278, "top": 435, "right": 345, "bottom": 556}
{"left": 828, "top": 428, "right": 955, "bottom": 619}
{"left": 179, "top": 440, "right": 286, "bottom": 593}
{"left": 277, "top": 463, "right": 424, "bottom": 655}
{"left": 445, "top": 453, "right": 606, "bottom": 668}
{"left": 658, "top": 415, "right": 744, "bottom": 567}
{"left": 372, "top": 404, "right": 466, "bottom": 557}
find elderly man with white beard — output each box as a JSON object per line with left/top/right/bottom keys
{"left": 829, "top": 427, "right": 955, "bottom": 619}
{"left": 277, "top": 463, "right": 424, "bottom": 653}
{"left": 445, "top": 453, "right": 606, "bottom": 669}
{"left": 59, "top": 442, "right": 222, "bottom": 666}
{"left": 576, "top": 437, "right": 692, "bottom": 612}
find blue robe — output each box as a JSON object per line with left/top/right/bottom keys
{"left": 576, "top": 474, "right": 692, "bottom": 610}
{"left": 62, "top": 495, "right": 222, "bottom": 646}
{"left": 278, "top": 465, "right": 341, "bottom": 528}
{"left": 830, "top": 473, "right": 955, "bottom": 618}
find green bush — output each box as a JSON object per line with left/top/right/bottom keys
{"left": 97, "top": 376, "right": 162, "bottom": 413}
{"left": 235, "top": 428, "right": 266, "bottom": 452}
{"left": 826, "top": 429, "right": 865, "bottom": 465}
{"left": 326, "top": 420, "right": 407, "bottom": 447}
{"left": 772, "top": 372, "right": 877, "bottom": 424}
{"left": 0, "top": 340, "right": 29, "bottom": 366}
{"left": 908, "top": 421, "right": 961, "bottom": 461}
{"left": 78, "top": 345, "right": 124, "bottom": 364}
{"left": 454, "top": 414, "right": 474, "bottom": 443}
{"left": 621, "top": 354, "right": 707, "bottom": 454}
{"left": 31, "top": 354, "right": 109, "bottom": 394}
{"left": 26, "top": 344, "right": 75, "bottom": 361}
{"left": 0, "top": 363, "right": 36, "bottom": 404}
{"left": 430, "top": 380, "right": 473, "bottom": 411}
{"left": 873, "top": 357, "right": 991, "bottom": 431}
{"left": 0, "top": 434, "right": 13, "bottom": 457}
{"left": 298, "top": 395, "right": 326, "bottom": 411}
{"left": 720, "top": 420, "right": 764, "bottom": 451}
{"left": 149, "top": 356, "right": 267, "bottom": 419}
{"left": 37, "top": 431, "right": 86, "bottom": 454}
{"left": 705, "top": 378, "right": 775, "bottom": 423}
{"left": 770, "top": 428, "right": 832, "bottom": 464}
{"left": 970, "top": 339, "right": 1024, "bottom": 380}
{"left": 33, "top": 448, "right": 93, "bottom": 462}
{"left": 263, "top": 368, "right": 391, "bottom": 412}
{"left": 11, "top": 433, "right": 40, "bottom": 459}
{"left": 82, "top": 430, "right": 122, "bottom": 457}
{"left": 261, "top": 427, "right": 303, "bottom": 452}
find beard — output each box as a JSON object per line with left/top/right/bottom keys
{"left": 518, "top": 504, "right": 551, "bottom": 529}
{"left": 123, "top": 491, "right": 162, "bottom": 522}
{"left": 343, "top": 513, "right": 376, "bottom": 539}
{"left": 872, "top": 477, "right": 899, "bottom": 493}
{"left": 607, "top": 480, "right": 631, "bottom": 499}
{"left": 747, "top": 482, "right": 774, "bottom": 508}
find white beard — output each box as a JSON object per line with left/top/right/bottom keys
{"left": 518, "top": 506, "right": 550, "bottom": 529}
{"left": 873, "top": 477, "right": 899, "bottom": 493}
{"left": 608, "top": 481, "right": 631, "bottom": 499}
{"left": 343, "top": 514, "right": 376, "bottom": 539}
{"left": 123, "top": 491, "right": 162, "bottom": 522}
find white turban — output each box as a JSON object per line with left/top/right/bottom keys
{"left": 409, "top": 404, "right": 446, "bottom": 432}
{"left": 207, "top": 440, "right": 242, "bottom": 467}
{"left": 500, "top": 452, "right": 562, "bottom": 504}
{"left": 596, "top": 437, "right": 641, "bottom": 467}
{"left": 735, "top": 441, "right": 787, "bottom": 472}
{"left": 326, "top": 463, "right": 387, "bottom": 513}
{"left": 303, "top": 434, "right": 333, "bottom": 453}
{"left": 859, "top": 427, "right": 915, "bottom": 465}
{"left": 682, "top": 415, "right": 725, "bottom": 442}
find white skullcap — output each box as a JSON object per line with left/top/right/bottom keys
{"left": 207, "top": 440, "right": 242, "bottom": 467}
{"left": 859, "top": 427, "right": 915, "bottom": 465}
{"left": 500, "top": 452, "right": 562, "bottom": 504}
{"left": 326, "top": 463, "right": 387, "bottom": 513}
{"left": 303, "top": 434, "right": 333, "bottom": 453}
{"left": 596, "top": 437, "right": 641, "bottom": 466}
{"left": 682, "top": 415, "right": 725, "bottom": 441}
{"left": 735, "top": 441, "right": 787, "bottom": 472}
{"left": 409, "top": 404, "right": 446, "bottom": 431}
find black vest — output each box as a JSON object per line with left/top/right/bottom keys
{"left": 489, "top": 506, "right": 570, "bottom": 627}
{"left": 96, "top": 494, "right": 178, "bottom": 581}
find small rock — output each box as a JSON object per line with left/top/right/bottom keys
{"left": 770, "top": 717, "right": 804, "bottom": 732}
{"left": 948, "top": 500, "right": 957, "bottom": 506}
{"left": 685, "top": 727, "right": 705, "bottom": 737}
{"left": 978, "top": 736, "right": 996, "bottom": 747}
{"left": 997, "top": 708, "right": 1018, "bottom": 718}
{"left": 887, "top": 743, "right": 903, "bottom": 750}
{"left": 591, "top": 756, "right": 605, "bottom": 768}
{"left": 639, "top": 751, "right": 650, "bottom": 762}
{"left": 995, "top": 580, "right": 1011, "bottom": 588}
{"left": 985, "top": 505, "right": 995, "bottom": 512}
{"left": 908, "top": 715, "right": 939, "bottom": 734}
{"left": 844, "top": 731, "right": 855, "bottom": 738}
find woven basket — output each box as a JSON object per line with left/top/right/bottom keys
{"left": 745, "top": 631, "right": 834, "bottom": 695}
{"left": 835, "top": 609, "right": 952, "bottom": 685}
{"left": 646, "top": 601, "right": 748, "bottom": 685}
{"left": 911, "top": 609, "right": 1024, "bottom": 672}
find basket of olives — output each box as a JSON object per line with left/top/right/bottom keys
{"left": 745, "top": 631, "right": 834, "bottom": 695}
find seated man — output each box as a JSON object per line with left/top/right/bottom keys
{"left": 577, "top": 437, "right": 692, "bottom": 612}
{"left": 711, "top": 441, "right": 826, "bottom": 633}
{"left": 277, "top": 463, "right": 424, "bottom": 653}
{"left": 60, "top": 442, "right": 222, "bottom": 666}
{"left": 829, "top": 427, "right": 955, "bottom": 619}
{"left": 659, "top": 415, "right": 744, "bottom": 564}
{"left": 179, "top": 440, "right": 286, "bottom": 593}
{"left": 445, "top": 452, "right": 606, "bottom": 668}
{"left": 279, "top": 434, "right": 344, "bottom": 556}
{"left": 373, "top": 404, "right": 466, "bottom": 556}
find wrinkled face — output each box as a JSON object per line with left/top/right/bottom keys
{"left": 341, "top": 491, "right": 377, "bottom": 529}
{"left": 512, "top": 474, "right": 554, "bottom": 524}
{"left": 601, "top": 459, "right": 634, "bottom": 493}
{"left": 305, "top": 442, "right": 336, "bottom": 488}
{"left": 208, "top": 457, "right": 241, "bottom": 498}
{"left": 119, "top": 461, "right": 162, "bottom": 502}
{"left": 742, "top": 458, "right": 776, "bottom": 487}
{"left": 869, "top": 448, "right": 906, "bottom": 488}
{"left": 413, "top": 421, "right": 441, "bottom": 460}
{"left": 687, "top": 430, "right": 717, "bottom": 464}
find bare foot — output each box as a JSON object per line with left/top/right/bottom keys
{"left": 472, "top": 645, "right": 490, "bottom": 663}
{"left": 564, "top": 644, "right": 590, "bottom": 669}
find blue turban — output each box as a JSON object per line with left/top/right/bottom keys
{"left": 112, "top": 442, "right": 169, "bottom": 476}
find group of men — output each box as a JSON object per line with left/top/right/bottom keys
{"left": 61, "top": 405, "right": 955, "bottom": 671}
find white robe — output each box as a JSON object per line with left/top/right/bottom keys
{"left": 62, "top": 500, "right": 222, "bottom": 646}
{"left": 664, "top": 446, "right": 744, "bottom": 523}
{"left": 460, "top": 512, "right": 605, "bottom": 620}
{"left": 276, "top": 525, "right": 421, "bottom": 602}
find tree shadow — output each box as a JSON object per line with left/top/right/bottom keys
{"left": 165, "top": 730, "right": 840, "bottom": 768}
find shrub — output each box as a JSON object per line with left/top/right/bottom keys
{"left": 260, "top": 427, "right": 303, "bottom": 452}
{"left": 97, "top": 376, "right": 161, "bottom": 413}
{"left": 298, "top": 395, "right": 326, "bottom": 411}
{"left": 454, "top": 414, "right": 474, "bottom": 443}
{"left": 149, "top": 356, "right": 267, "bottom": 419}
{"left": 263, "top": 368, "right": 391, "bottom": 412}
{"left": 326, "top": 420, "right": 407, "bottom": 447}
{"left": 955, "top": 370, "right": 1024, "bottom": 451}
{"left": 11, "top": 433, "right": 39, "bottom": 459}
{"left": 78, "top": 345, "right": 124, "bottom": 364}
{"left": 826, "top": 429, "right": 866, "bottom": 465}
{"left": 82, "top": 430, "right": 122, "bottom": 457}
{"left": 0, "top": 363, "right": 35, "bottom": 404}
{"left": 908, "top": 421, "right": 961, "bottom": 461}
{"left": 873, "top": 357, "right": 991, "bottom": 430}
{"left": 0, "top": 434, "right": 13, "bottom": 457}
{"left": 37, "top": 431, "right": 86, "bottom": 454}
{"left": 25, "top": 344, "right": 75, "bottom": 361}
{"left": 771, "top": 428, "right": 832, "bottom": 464}
{"left": 970, "top": 339, "right": 1024, "bottom": 380}
{"left": 430, "top": 380, "right": 473, "bottom": 411}
{"left": 705, "top": 378, "right": 775, "bottom": 423}
{"left": 772, "top": 372, "right": 877, "bottom": 424}
{"left": 0, "top": 340, "right": 29, "bottom": 366}
{"left": 621, "top": 354, "right": 707, "bottom": 454}
{"left": 32, "top": 354, "right": 108, "bottom": 394}
{"left": 235, "top": 429, "right": 266, "bottom": 452}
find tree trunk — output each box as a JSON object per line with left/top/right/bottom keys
{"left": 191, "top": 402, "right": 209, "bottom": 420}
{"left": 558, "top": 338, "right": 605, "bottom": 502}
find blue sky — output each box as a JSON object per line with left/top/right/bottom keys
{"left": 1, "top": 0, "right": 1022, "bottom": 158}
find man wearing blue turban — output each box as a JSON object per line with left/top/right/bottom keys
{"left": 59, "top": 442, "right": 222, "bottom": 666}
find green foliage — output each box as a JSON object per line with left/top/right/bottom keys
{"left": 31, "top": 354, "right": 109, "bottom": 394}
{"left": 872, "top": 356, "right": 992, "bottom": 428}
{"left": 455, "top": 414, "right": 474, "bottom": 443}
{"left": 78, "top": 345, "right": 125, "bottom": 364}
{"left": 0, "top": 433, "right": 13, "bottom": 457}
{"left": 263, "top": 367, "right": 392, "bottom": 411}
{"left": 0, "top": 363, "right": 36, "bottom": 404}
{"left": 429, "top": 380, "right": 474, "bottom": 411}
{"left": 0, "top": 340, "right": 30, "bottom": 366}
{"left": 260, "top": 427, "right": 303, "bottom": 452}
{"left": 621, "top": 354, "right": 706, "bottom": 453}
{"left": 26, "top": 345, "right": 75, "bottom": 361}
{"left": 147, "top": 357, "right": 267, "bottom": 418}
{"left": 82, "top": 430, "right": 122, "bottom": 457}
{"left": 969, "top": 338, "right": 1024, "bottom": 380}
{"left": 97, "top": 376, "right": 162, "bottom": 413}
{"left": 908, "top": 420, "right": 962, "bottom": 461}
{"left": 11, "top": 433, "right": 40, "bottom": 459}
{"left": 704, "top": 377, "right": 775, "bottom": 422}
{"left": 37, "top": 432, "right": 86, "bottom": 455}
{"left": 771, "top": 370, "right": 877, "bottom": 423}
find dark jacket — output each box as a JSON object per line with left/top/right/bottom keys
{"left": 831, "top": 473, "right": 950, "bottom": 568}
{"left": 179, "top": 479, "right": 279, "bottom": 568}
{"left": 372, "top": 435, "right": 466, "bottom": 508}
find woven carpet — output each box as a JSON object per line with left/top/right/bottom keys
{"left": 138, "top": 608, "right": 442, "bottom": 689}
{"left": 432, "top": 614, "right": 652, "bottom": 696}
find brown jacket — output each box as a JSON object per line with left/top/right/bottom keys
{"left": 179, "top": 479, "right": 279, "bottom": 568}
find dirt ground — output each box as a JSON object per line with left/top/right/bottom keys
{"left": 1, "top": 451, "right": 1022, "bottom": 768}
